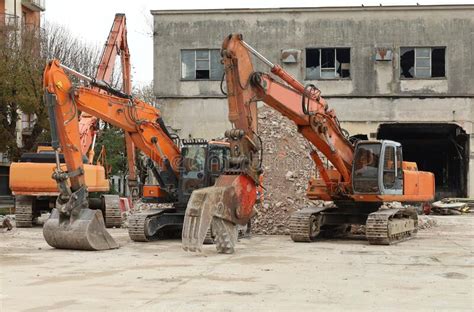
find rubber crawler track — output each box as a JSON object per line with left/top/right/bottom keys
{"left": 366, "top": 209, "right": 417, "bottom": 245}
{"left": 289, "top": 210, "right": 319, "bottom": 242}
{"left": 103, "top": 195, "right": 122, "bottom": 228}
{"left": 15, "top": 196, "right": 33, "bottom": 228}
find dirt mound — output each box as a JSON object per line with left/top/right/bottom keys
{"left": 252, "top": 106, "right": 321, "bottom": 235}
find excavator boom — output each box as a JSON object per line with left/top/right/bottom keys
{"left": 182, "top": 35, "right": 263, "bottom": 253}
{"left": 77, "top": 13, "right": 138, "bottom": 197}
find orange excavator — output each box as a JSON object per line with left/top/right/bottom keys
{"left": 9, "top": 14, "right": 132, "bottom": 228}
{"left": 41, "top": 58, "right": 234, "bottom": 250}
{"left": 182, "top": 34, "right": 435, "bottom": 253}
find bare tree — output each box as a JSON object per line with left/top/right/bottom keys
{"left": 133, "top": 82, "right": 156, "bottom": 106}
{"left": 41, "top": 22, "right": 101, "bottom": 77}
{"left": 0, "top": 22, "right": 109, "bottom": 160}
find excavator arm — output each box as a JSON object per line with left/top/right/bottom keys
{"left": 223, "top": 35, "right": 355, "bottom": 199}
{"left": 181, "top": 35, "right": 263, "bottom": 254}
{"left": 42, "top": 60, "right": 180, "bottom": 250}
{"left": 78, "top": 14, "right": 138, "bottom": 198}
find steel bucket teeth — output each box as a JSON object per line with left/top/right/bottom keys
{"left": 182, "top": 191, "right": 214, "bottom": 252}
{"left": 211, "top": 217, "right": 237, "bottom": 254}
{"left": 43, "top": 208, "right": 119, "bottom": 251}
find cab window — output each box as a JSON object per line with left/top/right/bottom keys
{"left": 353, "top": 144, "right": 381, "bottom": 193}
{"left": 396, "top": 146, "right": 403, "bottom": 177}
{"left": 383, "top": 146, "right": 396, "bottom": 189}
{"left": 182, "top": 146, "right": 206, "bottom": 175}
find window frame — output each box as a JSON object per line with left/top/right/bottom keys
{"left": 180, "top": 48, "right": 223, "bottom": 81}
{"left": 305, "top": 47, "right": 351, "bottom": 81}
{"left": 399, "top": 46, "right": 447, "bottom": 80}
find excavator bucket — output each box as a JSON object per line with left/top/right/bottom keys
{"left": 43, "top": 208, "right": 119, "bottom": 251}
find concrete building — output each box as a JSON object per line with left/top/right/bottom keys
{"left": 151, "top": 5, "right": 474, "bottom": 199}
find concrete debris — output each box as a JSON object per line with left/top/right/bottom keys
{"left": 0, "top": 216, "right": 13, "bottom": 231}
{"left": 432, "top": 198, "right": 472, "bottom": 215}
{"left": 252, "top": 106, "right": 322, "bottom": 235}
{"left": 417, "top": 216, "right": 438, "bottom": 230}
{"left": 380, "top": 202, "right": 404, "bottom": 209}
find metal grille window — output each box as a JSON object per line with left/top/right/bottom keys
{"left": 400, "top": 47, "right": 445, "bottom": 78}
{"left": 181, "top": 49, "right": 223, "bottom": 80}
{"left": 306, "top": 48, "right": 350, "bottom": 80}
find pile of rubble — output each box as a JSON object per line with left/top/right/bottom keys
{"left": 252, "top": 106, "right": 321, "bottom": 235}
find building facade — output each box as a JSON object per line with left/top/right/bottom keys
{"left": 151, "top": 5, "right": 474, "bottom": 199}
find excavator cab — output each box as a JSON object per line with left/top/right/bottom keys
{"left": 352, "top": 140, "right": 403, "bottom": 195}
{"left": 178, "top": 140, "right": 230, "bottom": 204}
{"left": 180, "top": 140, "right": 208, "bottom": 199}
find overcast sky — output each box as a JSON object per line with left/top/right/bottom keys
{"left": 44, "top": 0, "right": 473, "bottom": 87}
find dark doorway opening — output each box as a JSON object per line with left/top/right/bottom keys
{"left": 377, "top": 123, "right": 469, "bottom": 199}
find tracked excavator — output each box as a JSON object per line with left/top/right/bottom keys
{"left": 42, "top": 58, "right": 235, "bottom": 250}
{"left": 182, "top": 34, "right": 435, "bottom": 253}
{"left": 9, "top": 14, "right": 132, "bottom": 228}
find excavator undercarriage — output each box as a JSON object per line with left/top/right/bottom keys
{"left": 289, "top": 202, "right": 418, "bottom": 245}
{"left": 128, "top": 209, "right": 184, "bottom": 242}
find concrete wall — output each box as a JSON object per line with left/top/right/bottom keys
{"left": 153, "top": 5, "right": 474, "bottom": 98}
{"left": 159, "top": 98, "right": 231, "bottom": 139}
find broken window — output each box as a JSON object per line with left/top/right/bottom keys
{"left": 181, "top": 49, "right": 224, "bottom": 80}
{"left": 306, "top": 48, "right": 350, "bottom": 79}
{"left": 400, "top": 47, "right": 445, "bottom": 78}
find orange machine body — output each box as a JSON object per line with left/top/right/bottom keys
{"left": 142, "top": 185, "right": 167, "bottom": 199}
{"left": 308, "top": 163, "right": 435, "bottom": 203}
{"left": 9, "top": 162, "right": 109, "bottom": 196}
